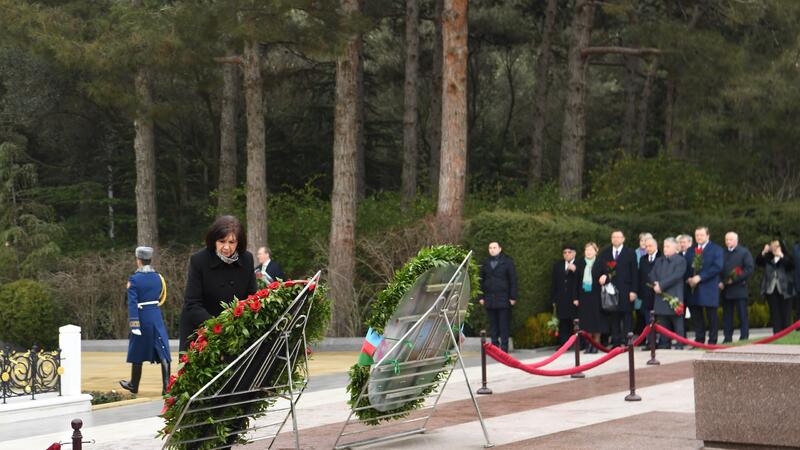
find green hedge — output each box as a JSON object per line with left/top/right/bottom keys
{"left": 463, "top": 211, "right": 611, "bottom": 343}
{"left": 0, "top": 279, "right": 59, "bottom": 349}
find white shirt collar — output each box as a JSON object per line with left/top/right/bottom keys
{"left": 613, "top": 245, "right": 623, "bottom": 253}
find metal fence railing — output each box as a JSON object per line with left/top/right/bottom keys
{"left": 0, "top": 345, "right": 62, "bottom": 403}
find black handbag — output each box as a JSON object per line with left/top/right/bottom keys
{"left": 601, "top": 283, "right": 620, "bottom": 312}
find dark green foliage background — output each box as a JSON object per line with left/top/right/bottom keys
{"left": 0, "top": 279, "right": 59, "bottom": 349}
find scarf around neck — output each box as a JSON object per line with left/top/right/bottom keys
{"left": 582, "top": 257, "right": 595, "bottom": 292}
{"left": 217, "top": 251, "right": 239, "bottom": 265}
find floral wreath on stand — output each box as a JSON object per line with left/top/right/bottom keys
{"left": 158, "top": 279, "right": 331, "bottom": 449}
{"left": 345, "top": 245, "right": 480, "bottom": 425}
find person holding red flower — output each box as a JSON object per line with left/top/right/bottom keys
{"left": 756, "top": 239, "right": 795, "bottom": 334}
{"left": 598, "top": 230, "right": 639, "bottom": 346}
{"left": 686, "top": 226, "right": 724, "bottom": 345}
{"left": 719, "top": 231, "right": 754, "bottom": 342}
{"left": 649, "top": 238, "right": 687, "bottom": 349}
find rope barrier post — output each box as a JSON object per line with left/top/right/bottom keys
{"left": 477, "top": 330, "right": 492, "bottom": 395}
{"left": 624, "top": 332, "right": 641, "bottom": 402}
{"left": 71, "top": 418, "right": 83, "bottom": 450}
{"left": 570, "top": 319, "right": 585, "bottom": 379}
{"left": 647, "top": 310, "right": 660, "bottom": 366}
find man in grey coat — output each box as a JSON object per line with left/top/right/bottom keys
{"left": 719, "top": 232, "right": 755, "bottom": 342}
{"left": 649, "top": 238, "right": 687, "bottom": 349}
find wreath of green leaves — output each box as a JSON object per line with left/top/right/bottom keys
{"left": 159, "top": 280, "right": 331, "bottom": 449}
{"left": 346, "top": 245, "right": 480, "bottom": 425}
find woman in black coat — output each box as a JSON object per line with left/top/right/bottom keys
{"left": 178, "top": 215, "right": 257, "bottom": 352}
{"left": 756, "top": 239, "right": 795, "bottom": 334}
{"left": 576, "top": 242, "right": 608, "bottom": 353}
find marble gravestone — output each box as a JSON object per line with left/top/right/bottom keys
{"left": 694, "top": 344, "right": 800, "bottom": 449}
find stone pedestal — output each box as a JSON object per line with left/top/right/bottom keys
{"left": 694, "top": 344, "right": 800, "bottom": 449}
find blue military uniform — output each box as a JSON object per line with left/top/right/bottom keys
{"left": 127, "top": 270, "right": 171, "bottom": 364}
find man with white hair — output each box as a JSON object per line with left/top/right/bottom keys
{"left": 719, "top": 231, "right": 754, "bottom": 342}
{"left": 650, "top": 238, "right": 687, "bottom": 348}
{"left": 637, "top": 237, "right": 659, "bottom": 345}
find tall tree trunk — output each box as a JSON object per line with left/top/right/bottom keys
{"left": 217, "top": 53, "right": 240, "bottom": 215}
{"left": 436, "top": 0, "right": 468, "bottom": 243}
{"left": 401, "top": 0, "right": 420, "bottom": 209}
{"left": 528, "top": 0, "right": 557, "bottom": 187}
{"left": 427, "top": 0, "right": 443, "bottom": 194}
{"left": 558, "top": 0, "right": 594, "bottom": 200}
{"left": 355, "top": 47, "right": 366, "bottom": 201}
{"left": 329, "top": 0, "right": 361, "bottom": 336}
{"left": 133, "top": 69, "right": 158, "bottom": 247}
{"left": 244, "top": 40, "right": 267, "bottom": 257}
{"left": 664, "top": 76, "right": 674, "bottom": 155}
{"left": 621, "top": 55, "right": 639, "bottom": 154}
{"left": 500, "top": 48, "right": 516, "bottom": 149}
{"left": 636, "top": 57, "right": 658, "bottom": 156}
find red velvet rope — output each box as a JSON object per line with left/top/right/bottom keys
{"left": 483, "top": 341, "right": 626, "bottom": 376}
{"left": 578, "top": 331, "right": 613, "bottom": 353}
{"left": 633, "top": 325, "right": 650, "bottom": 346}
{"left": 522, "top": 334, "right": 579, "bottom": 369}
{"left": 653, "top": 324, "right": 729, "bottom": 349}
{"left": 749, "top": 318, "right": 800, "bottom": 344}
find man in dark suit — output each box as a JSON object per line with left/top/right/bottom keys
{"left": 719, "top": 232, "right": 754, "bottom": 342}
{"left": 677, "top": 234, "right": 694, "bottom": 337}
{"left": 637, "top": 237, "right": 659, "bottom": 346}
{"left": 255, "top": 246, "right": 286, "bottom": 283}
{"left": 598, "top": 230, "right": 639, "bottom": 346}
{"left": 687, "top": 226, "right": 724, "bottom": 345}
{"left": 479, "top": 242, "right": 518, "bottom": 352}
{"left": 550, "top": 244, "right": 579, "bottom": 345}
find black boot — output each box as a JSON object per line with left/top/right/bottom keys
{"left": 120, "top": 363, "right": 142, "bottom": 394}
{"left": 161, "top": 361, "right": 171, "bottom": 395}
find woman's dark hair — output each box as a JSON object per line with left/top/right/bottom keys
{"left": 205, "top": 215, "right": 246, "bottom": 253}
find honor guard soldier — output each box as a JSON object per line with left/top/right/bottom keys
{"left": 119, "top": 246, "right": 172, "bottom": 395}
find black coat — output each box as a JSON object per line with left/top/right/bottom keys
{"left": 479, "top": 253, "right": 518, "bottom": 309}
{"left": 179, "top": 248, "right": 258, "bottom": 351}
{"left": 255, "top": 260, "right": 286, "bottom": 283}
{"left": 597, "top": 246, "right": 639, "bottom": 312}
{"left": 721, "top": 245, "right": 754, "bottom": 300}
{"left": 638, "top": 252, "right": 659, "bottom": 313}
{"left": 756, "top": 250, "right": 795, "bottom": 299}
{"left": 575, "top": 259, "right": 608, "bottom": 333}
{"left": 551, "top": 260, "right": 579, "bottom": 320}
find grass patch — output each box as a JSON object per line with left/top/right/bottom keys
{"left": 769, "top": 331, "right": 800, "bottom": 345}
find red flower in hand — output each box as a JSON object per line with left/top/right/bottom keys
{"left": 735, "top": 266, "right": 743, "bottom": 276}
{"left": 674, "top": 304, "right": 685, "bottom": 316}
{"left": 607, "top": 261, "right": 617, "bottom": 268}
{"left": 212, "top": 323, "right": 222, "bottom": 334}
{"left": 695, "top": 247, "right": 703, "bottom": 255}
{"left": 249, "top": 299, "right": 262, "bottom": 313}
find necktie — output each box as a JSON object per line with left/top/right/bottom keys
{"left": 649, "top": 255, "right": 654, "bottom": 263}
{"left": 613, "top": 249, "right": 619, "bottom": 260}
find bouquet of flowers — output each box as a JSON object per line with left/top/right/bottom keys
{"left": 726, "top": 266, "right": 743, "bottom": 284}
{"left": 648, "top": 283, "right": 684, "bottom": 316}
{"left": 546, "top": 316, "right": 559, "bottom": 337}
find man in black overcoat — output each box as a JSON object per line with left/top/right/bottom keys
{"left": 479, "top": 242, "right": 518, "bottom": 352}
{"left": 720, "top": 232, "right": 755, "bottom": 342}
{"left": 551, "top": 244, "right": 579, "bottom": 345}
{"left": 598, "top": 230, "right": 639, "bottom": 346}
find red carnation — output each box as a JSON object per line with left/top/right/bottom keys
{"left": 249, "top": 299, "right": 262, "bottom": 313}
{"left": 189, "top": 340, "right": 196, "bottom": 351}
{"left": 695, "top": 247, "right": 703, "bottom": 255}
{"left": 233, "top": 303, "right": 245, "bottom": 317}
{"left": 197, "top": 339, "right": 207, "bottom": 352}
{"left": 268, "top": 281, "right": 281, "bottom": 290}
{"left": 180, "top": 354, "right": 188, "bottom": 364}
{"left": 257, "top": 289, "right": 270, "bottom": 298}
{"left": 161, "top": 396, "right": 176, "bottom": 414}
{"left": 166, "top": 374, "right": 177, "bottom": 393}
{"left": 177, "top": 367, "right": 185, "bottom": 376}
{"left": 212, "top": 323, "right": 222, "bottom": 334}
{"left": 607, "top": 261, "right": 617, "bottom": 268}
{"left": 674, "top": 304, "right": 685, "bottom": 316}
{"left": 735, "top": 266, "right": 743, "bottom": 276}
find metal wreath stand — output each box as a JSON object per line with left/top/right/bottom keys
{"left": 163, "top": 271, "right": 322, "bottom": 450}
{"left": 333, "top": 252, "right": 493, "bottom": 449}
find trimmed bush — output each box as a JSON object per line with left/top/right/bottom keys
{"left": 515, "top": 312, "right": 558, "bottom": 349}
{"left": 0, "top": 279, "right": 59, "bottom": 349}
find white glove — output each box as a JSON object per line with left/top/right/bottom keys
{"left": 131, "top": 329, "right": 142, "bottom": 336}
